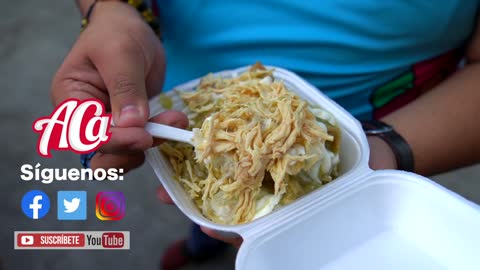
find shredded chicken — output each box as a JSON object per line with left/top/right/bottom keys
{"left": 159, "top": 63, "right": 341, "bottom": 224}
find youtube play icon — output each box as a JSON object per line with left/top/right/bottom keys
{"left": 20, "top": 235, "right": 34, "bottom": 246}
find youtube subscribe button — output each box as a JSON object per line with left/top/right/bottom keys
{"left": 17, "top": 233, "right": 84, "bottom": 248}
{"left": 14, "top": 231, "right": 129, "bottom": 250}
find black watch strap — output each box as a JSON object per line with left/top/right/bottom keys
{"left": 361, "top": 120, "right": 415, "bottom": 172}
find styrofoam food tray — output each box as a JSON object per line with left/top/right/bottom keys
{"left": 146, "top": 66, "right": 480, "bottom": 270}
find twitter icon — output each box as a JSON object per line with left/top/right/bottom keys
{"left": 57, "top": 191, "right": 86, "bottom": 220}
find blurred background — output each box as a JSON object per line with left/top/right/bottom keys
{"left": 0, "top": 1, "right": 478, "bottom": 270}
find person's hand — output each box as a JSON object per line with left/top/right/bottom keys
{"left": 367, "top": 136, "right": 397, "bottom": 170}
{"left": 51, "top": 1, "right": 187, "bottom": 171}
{"left": 156, "top": 187, "right": 244, "bottom": 248}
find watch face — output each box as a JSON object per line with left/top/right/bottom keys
{"left": 362, "top": 120, "right": 393, "bottom": 135}
{"left": 361, "top": 121, "right": 414, "bottom": 172}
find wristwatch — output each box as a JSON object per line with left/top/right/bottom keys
{"left": 361, "top": 120, "right": 415, "bottom": 172}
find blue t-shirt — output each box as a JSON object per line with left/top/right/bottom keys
{"left": 152, "top": 0, "right": 478, "bottom": 119}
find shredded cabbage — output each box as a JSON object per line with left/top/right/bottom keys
{"left": 159, "top": 63, "right": 341, "bottom": 224}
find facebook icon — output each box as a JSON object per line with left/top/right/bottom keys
{"left": 21, "top": 190, "right": 50, "bottom": 219}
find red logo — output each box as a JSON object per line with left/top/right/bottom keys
{"left": 102, "top": 233, "right": 124, "bottom": 248}
{"left": 33, "top": 99, "right": 112, "bottom": 157}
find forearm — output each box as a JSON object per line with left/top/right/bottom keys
{"left": 382, "top": 63, "right": 480, "bottom": 176}
{"left": 75, "top": 0, "right": 123, "bottom": 16}
{"left": 75, "top": 0, "right": 96, "bottom": 16}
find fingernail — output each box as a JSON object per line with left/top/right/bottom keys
{"left": 171, "top": 120, "right": 185, "bottom": 128}
{"left": 160, "top": 118, "right": 185, "bottom": 128}
{"left": 119, "top": 105, "right": 143, "bottom": 125}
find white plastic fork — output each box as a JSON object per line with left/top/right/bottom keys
{"left": 145, "top": 122, "right": 195, "bottom": 145}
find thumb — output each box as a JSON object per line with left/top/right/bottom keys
{"left": 92, "top": 43, "right": 149, "bottom": 128}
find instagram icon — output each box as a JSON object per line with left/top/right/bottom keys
{"left": 96, "top": 192, "right": 125, "bottom": 221}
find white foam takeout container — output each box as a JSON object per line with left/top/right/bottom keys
{"left": 146, "top": 66, "right": 480, "bottom": 270}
